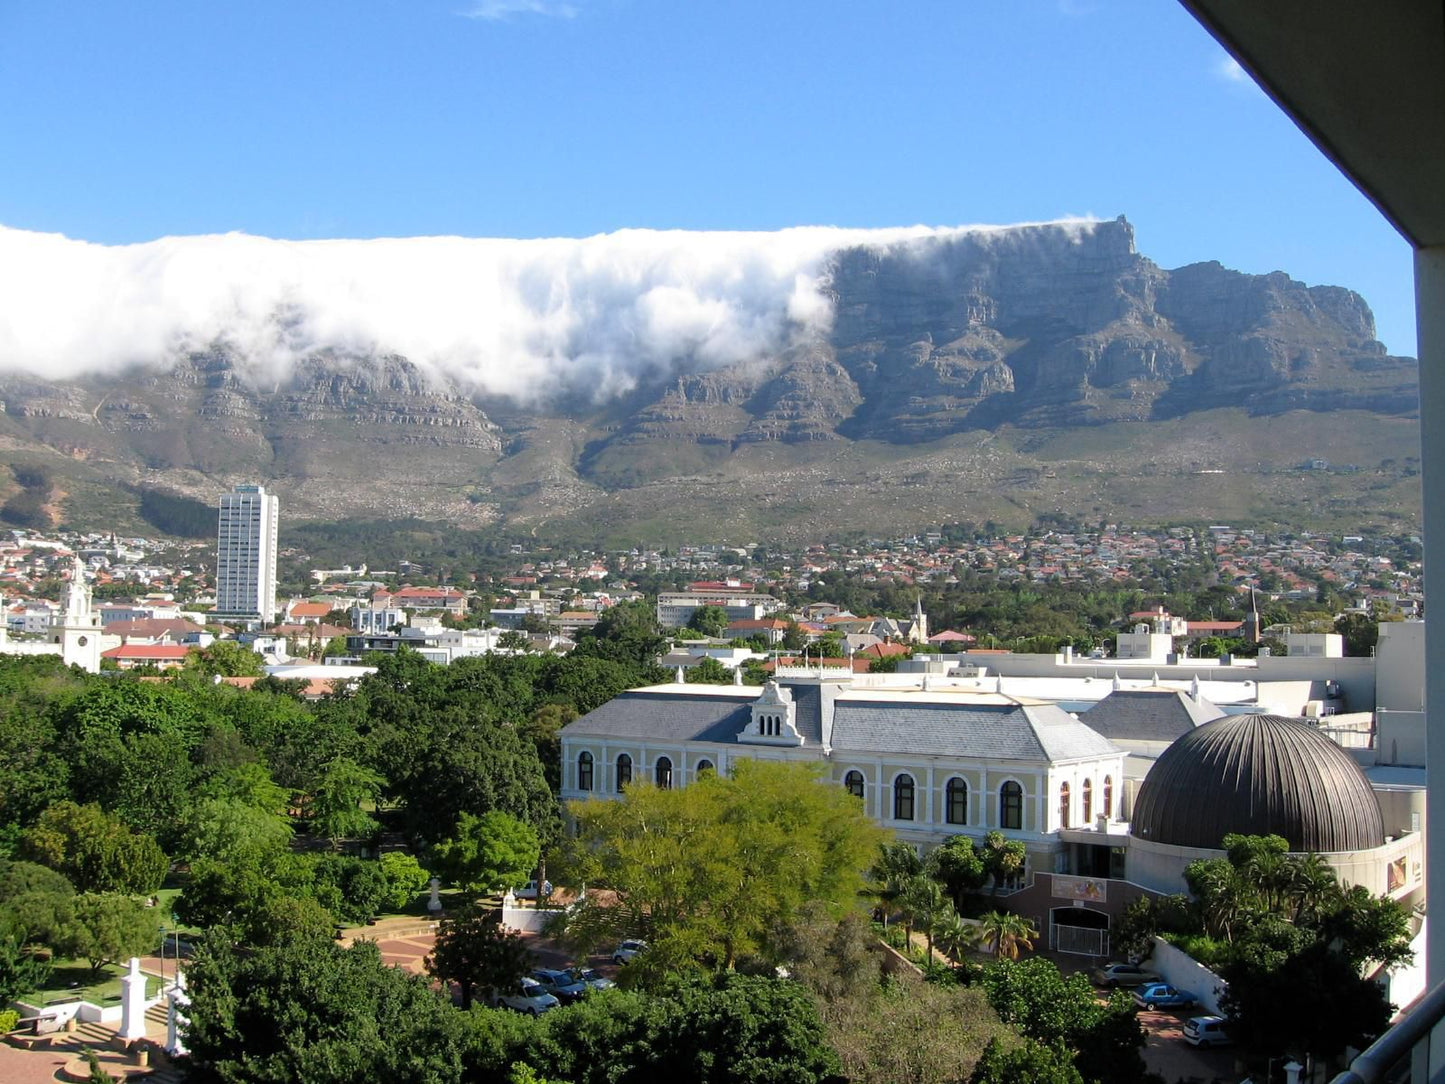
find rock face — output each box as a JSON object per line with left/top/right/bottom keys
{"left": 0, "top": 216, "right": 1418, "bottom": 533}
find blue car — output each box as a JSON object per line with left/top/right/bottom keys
{"left": 1132, "top": 983, "right": 1199, "bottom": 1011}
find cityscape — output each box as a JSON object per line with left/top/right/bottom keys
{"left": 0, "top": 4, "right": 1440, "bottom": 1084}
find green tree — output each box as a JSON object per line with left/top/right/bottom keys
{"left": 980, "top": 957, "right": 1147, "bottom": 1084}
{"left": 308, "top": 756, "right": 383, "bottom": 847}
{"left": 1111, "top": 895, "right": 1158, "bottom": 963}
{"left": 898, "top": 875, "right": 950, "bottom": 960}
{"left": 176, "top": 796, "right": 294, "bottom": 867}
{"left": 974, "top": 910, "right": 1038, "bottom": 960}
{"left": 869, "top": 841, "right": 924, "bottom": 933}
{"left": 186, "top": 639, "right": 265, "bottom": 678}
{"left": 781, "top": 621, "right": 808, "bottom": 652}
{"left": 979, "top": 831, "right": 1026, "bottom": 893}
{"left": 20, "top": 802, "right": 168, "bottom": 895}
{"left": 426, "top": 907, "right": 530, "bottom": 1009}
{"left": 929, "top": 834, "right": 989, "bottom": 903}
{"left": 313, "top": 855, "right": 390, "bottom": 925}
{"left": 378, "top": 851, "right": 431, "bottom": 911}
{"left": 0, "top": 931, "right": 51, "bottom": 1004}
{"left": 683, "top": 657, "right": 733, "bottom": 684}
{"left": 431, "top": 810, "right": 540, "bottom": 895}
{"left": 518, "top": 702, "right": 576, "bottom": 793}
{"left": 184, "top": 933, "right": 471, "bottom": 1083}
{"left": 687, "top": 605, "right": 730, "bottom": 638}
{"left": 0, "top": 859, "right": 75, "bottom": 947}
{"left": 558, "top": 760, "right": 882, "bottom": 973}
{"left": 53, "top": 893, "right": 157, "bottom": 979}
{"left": 969, "top": 1037, "right": 1084, "bottom": 1084}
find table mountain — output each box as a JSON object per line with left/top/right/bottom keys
{"left": 0, "top": 217, "right": 1418, "bottom": 539}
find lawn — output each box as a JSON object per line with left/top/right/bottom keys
{"left": 27, "top": 959, "right": 160, "bottom": 1008}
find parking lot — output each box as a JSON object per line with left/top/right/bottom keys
{"left": 1136, "top": 1005, "right": 1238, "bottom": 1082}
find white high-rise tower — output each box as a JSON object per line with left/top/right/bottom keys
{"left": 216, "top": 484, "right": 279, "bottom": 624}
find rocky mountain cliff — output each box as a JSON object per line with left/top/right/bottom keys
{"left": 0, "top": 217, "right": 1419, "bottom": 539}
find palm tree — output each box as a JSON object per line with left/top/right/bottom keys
{"left": 899, "top": 875, "right": 948, "bottom": 959}
{"left": 869, "top": 842, "right": 923, "bottom": 933}
{"left": 933, "top": 906, "right": 972, "bottom": 963}
{"left": 974, "top": 910, "right": 1038, "bottom": 960}
{"left": 1284, "top": 853, "right": 1341, "bottom": 925}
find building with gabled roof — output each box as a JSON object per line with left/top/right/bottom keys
{"left": 558, "top": 672, "right": 1124, "bottom": 875}
{"left": 1077, "top": 687, "right": 1227, "bottom": 818}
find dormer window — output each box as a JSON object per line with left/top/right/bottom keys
{"left": 740, "top": 680, "right": 803, "bottom": 746}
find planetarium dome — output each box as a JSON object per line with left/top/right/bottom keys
{"left": 1131, "top": 713, "right": 1385, "bottom": 853}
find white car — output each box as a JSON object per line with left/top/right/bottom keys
{"left": 612, "top": 939, "right": 648, "bottom": 964}
{"left": 513, "top": 879, "right": 553, "bottom": 900}
{"left": 491, "top": 977, "right": 560, "bottom": 1015}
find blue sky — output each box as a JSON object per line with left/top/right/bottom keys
{"left": 0, "top": 0, "right": 1417, "bottom": 354}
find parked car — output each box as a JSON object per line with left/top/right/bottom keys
{"left": 1132, "top": 983, "right": 1199, "bottom": 1011}
{"left": 613, "top": 939, "right": 648, "bottom": 964}
{"left": 1090, "top": 962, "right": 1160, "bottom": 988}
{"left": 1182, "top": 1015, "right": 1232, "bottom": 1047}
{"left": 514, "top": 880, "right": 540, "bottom": 899}
{"left": 531, "top": 968, "right": 588, "bottom": 1003}
{"left": 565, "top": 966, "right": 616, "bottom": 992}
{"left": 490, "top": 977, "right": 560, "bottom": 1015}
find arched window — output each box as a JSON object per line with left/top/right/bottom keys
{"left": 1059, "top": 781, "right": 1071, "bottom": 829}
{"left": 616, "top": 753, "right": 632, "bottom": 791}
{"left": 844, "top": 770, "right": 865, "bottom": 800}
{"left": 893, "top": 773, "right": 915, "bottom": 821}
{"left": 1082, "top": 778, "right": 1093, "bottom": 823}
{"left": 1000, "top": 781, "right": 1023, "bottom": 830}
{"left": 1102, "top": 776, "right": 1113, "bottom": 819}
{"left": 696, "top": 759, "right": 714, "bottom": 777}
{"left": 946, "top": 777, "right": 968, "bottom": 825}
{"left": 655, "top": 756, "right": 673, "bottom": 789}
{"left": 578, "top": 751, "right": 594, "bottom": 792}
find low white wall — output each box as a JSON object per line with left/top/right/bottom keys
{"left": 1149, "top": 936, "right": 1228, "bottom": 1015}
{"left": 500, "top": 903, "right": 564, "bottom": 933}
{"left": 1380, "top": 918, "right": 1428, "bottom": 1018}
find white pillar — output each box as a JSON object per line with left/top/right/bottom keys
{"left": 427, "top": 876, "right": 443, "bottom": 914}
{"left": 1420, "top": 248, "right": 1445, "bottom": 989}
{"left": 118, "top": 956, "right": 147, "bottom": 1041}
{"left": 167, "top": 970, "right": 189, "bottom": 1056}
{"left": 1417, "top": 248, "right": 1445, "bottom": 1084}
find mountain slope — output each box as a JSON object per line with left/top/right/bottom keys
{"left": 0, "top": 217, "right": 1418, "bottom": 540}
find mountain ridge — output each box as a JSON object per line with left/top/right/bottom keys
{"left": 0, "top": 217, "right": 1420, "bottom": 540}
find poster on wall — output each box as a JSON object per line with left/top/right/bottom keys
{"left": 1052, "top": 875, "right": 1107, "bottom": 902}
{"left": 1387, "top": 856, "right": 1408, "bottom": 893}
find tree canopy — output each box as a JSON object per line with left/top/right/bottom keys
{"left": 557, "top": 759, "right": 883, "bottom": 973}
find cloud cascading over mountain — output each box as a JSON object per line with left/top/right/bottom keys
{"left": 0, "top": 220, "right": 1100, "bottom": 404}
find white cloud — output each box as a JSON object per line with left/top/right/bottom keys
{"left": 1215, "top": 55, "right": 1249, "bottom": 84}
{"left": 0, "top": 220, "right": 1100, "bottom": 406}
{"left": 462, "top": 0, "right": 578, "bottom": 20}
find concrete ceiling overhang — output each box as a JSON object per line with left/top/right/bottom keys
{"left": 1180, "top": 0, "right": 1445, "bottom": 250}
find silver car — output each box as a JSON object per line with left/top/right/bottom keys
{"left": 491, "top": 977, "right": 560, "bottom": 1016}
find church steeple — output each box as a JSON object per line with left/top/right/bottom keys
{"left": 52, "top": 556, "right": 103, "bottom": 673}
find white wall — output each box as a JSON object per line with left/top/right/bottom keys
{"left": 1149, "top": 936, "right": 1228, "bottom": 1015}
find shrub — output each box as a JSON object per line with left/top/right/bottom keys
{"left": 0, "top": 1008, "right": 19, "bottom": 1032}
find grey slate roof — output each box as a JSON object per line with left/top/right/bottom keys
{"left": 1080, "top": 689, "right": 1225, "bottom": 742}
{"left": 561, "top": 683, "right": 1117, "bottom": 764}
{"left": 830, "top": 701, "right": 1118, "bottom": 762}
{"left": 561, "top": 690, "right": 756, "bottom": 743}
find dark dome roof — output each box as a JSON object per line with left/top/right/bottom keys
{"left": 1131, "top": 713, "right": 1384, "bottom": 852}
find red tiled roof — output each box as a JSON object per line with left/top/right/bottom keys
{"left": 101, "top": 644, "right": 190, "bottom": 660}
{"left": 927, "top": 630, "right": 975, "bottom": 643}
{"left": 1186, "top": 621, "right": 1244, "bottom": 633}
